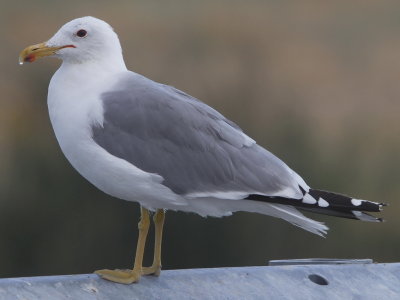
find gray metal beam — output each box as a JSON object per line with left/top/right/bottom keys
{"left": 0, "top": 263, "right": 399, "bottom": 300}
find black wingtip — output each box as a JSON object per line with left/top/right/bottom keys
{"left": 247, "top": 188, "right": 385, "bottom": 222}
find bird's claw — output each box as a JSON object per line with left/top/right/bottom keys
{"left": 95, "top": 269, "right": 141, "bottom": 284}
{"left": 142, "top": 265, "right": 162, "bottom": 276}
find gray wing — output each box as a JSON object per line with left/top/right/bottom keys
{"left": 92, "top": 72, "right": 303, "bottom": 198}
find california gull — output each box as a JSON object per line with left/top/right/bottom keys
{"left": 19, "top": 16, "right": 385, "bottom": 284}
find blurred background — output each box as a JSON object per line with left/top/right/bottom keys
{"left": 0, "top": 0, "right": 399, "bottom": 278}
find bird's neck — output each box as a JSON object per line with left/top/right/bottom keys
{"left": 50, "top": 58, "right": 127, "bottom": 95}
{"left": 59, "top": 57, "right": 127, "bottom": 76}
{"left": 48, "top": 59, "right": 124, "bottom": 158}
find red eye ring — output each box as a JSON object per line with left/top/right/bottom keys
{"left": 76, "top": 29, "right": 87, "bottom": 37}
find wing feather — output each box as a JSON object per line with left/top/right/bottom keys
{"left": 92, "top": 72, "right": 304, "bottom": 199}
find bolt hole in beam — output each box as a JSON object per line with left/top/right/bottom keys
{"left": 308, "top": 274, "right": 329, "bottom": 285}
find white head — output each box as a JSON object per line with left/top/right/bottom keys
{"left": 20, "top": 17, "right": 126, "bottom": 67}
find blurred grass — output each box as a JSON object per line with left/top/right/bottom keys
{"left": 0, "top": 0, "right": 399, "bottom": 277}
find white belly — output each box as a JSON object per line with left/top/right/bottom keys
{"left": 47, "top": 71, "right": 186, "bottom": 210}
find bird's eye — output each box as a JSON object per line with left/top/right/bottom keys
{"left": 76, "top": 29, "right": 87, "bottom": 38}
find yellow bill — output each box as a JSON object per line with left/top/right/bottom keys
{"left": 19, "top": 42, "right": 75, "bottom": 64}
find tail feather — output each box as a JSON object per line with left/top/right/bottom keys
{"left": 246, "top": 187, "right": 385, "bottom": 222}
{"left": 297, "top": 206, "right": 383, "bottom": 222}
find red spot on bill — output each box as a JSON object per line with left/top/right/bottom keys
{"left": 24, "top": 54, "right": 36, "bottom": 63}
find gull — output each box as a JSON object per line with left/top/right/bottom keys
{"left": 19, "top": 16, "right": 384, "bottom": 284}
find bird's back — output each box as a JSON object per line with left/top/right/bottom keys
{"left": 92, "top": 72, "right": 306, "bottom": 200}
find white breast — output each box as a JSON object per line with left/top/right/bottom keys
{"left": 47, "top": 64, "right": 186, "bottom": 210}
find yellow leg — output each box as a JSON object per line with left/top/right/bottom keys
{"left": 95, "top": 206, "right": 150, "bottom": 284}
{"left": 142, "top": 209, "right": 165, "bottom": 276}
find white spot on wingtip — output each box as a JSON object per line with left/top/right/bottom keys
{"left": 19, "top": 61, "right": 24, "bottom": 65}
{"left": 318, "top": 198, "right": 329, "bottom": 207}
{"left": 302, "top": 193, "right": 317, "bottom": 204}
{"left": 351, "top": 199, "right": 363, "bottom": 206}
